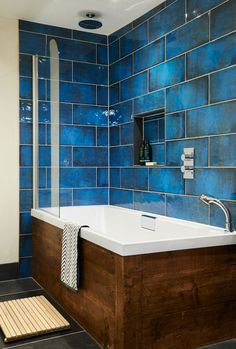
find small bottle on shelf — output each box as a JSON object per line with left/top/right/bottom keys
{"left": 139, "top": 140, "right": 145, "bottom": 165}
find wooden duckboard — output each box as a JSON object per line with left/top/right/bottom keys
{"left": 0, "top": 295, "right": 70, "bottom": 343}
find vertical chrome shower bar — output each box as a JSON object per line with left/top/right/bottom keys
{"left": 32, "top": 55, "right": 38, "bottom": 209}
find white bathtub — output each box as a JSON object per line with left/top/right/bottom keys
{"left": 31, "top": 205, "right": 236, "bottom": 256}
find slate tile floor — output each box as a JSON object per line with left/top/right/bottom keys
{"left": 0, "top": 278, "right": 100, "bottom": 349}
{"left": 199, "top": 340, "right": 236, "bottom": 349}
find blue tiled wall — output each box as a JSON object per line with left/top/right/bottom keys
{"left": 19, "top": 0, "right": 236, "bottom": 277}
{"left": 19, "top": 20, "right": 108, "bottom": 277}
{"left": 108, "top": 0, "right": 236, "bottom": 227}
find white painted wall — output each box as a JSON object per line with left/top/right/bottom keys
{"left": 0, "top": 17, "right": 19, "bottom": 264}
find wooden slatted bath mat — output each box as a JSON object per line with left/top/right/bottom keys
{"left": 0, "top": 295, "right": 70, "bottom": 343}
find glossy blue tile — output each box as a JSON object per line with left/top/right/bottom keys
{"left": 20, "top": 123, "right": 32, "bottom": 144}
{"left": 166, "top": 112, "right": 185, "bottom": 140}
{"left": 38, "top": 79, "right": 46, "bottom": 101}
{"left": 134, "top": 90, "right": 164, "bottom": 115}
{"left": 59, "top": 60, "right": 73, "bottom": 82}
{"left": 60, "top": 168, "right": 96, "bottom": 188}
{"left": 38, "top": 102, "right": 50, "bottom": 123}
{"left": 38, "top": 124, "right": 46, "bottom": 145}
{"left": 121, "top": 168, "right": 148, "bottom": 190}
{"left": 187, "top": 32, "right": 236, "bottom": 79}
{"left": 97, "top": 168, "right": 108, "bottom": 187}
{"left": 48, "top": 36, "right": 96, "bottom": 63}
{"left": 59, "top": 103, "right": 72, "bottom": 124}
{"left": 60, "top": 125, "right": 96, "bottom": 146}
{"left": 134, "top": 38, "right": 165, "bottom": 73}
{"left": 120, "top": 123, "right": 133, "bottom": 145}
{"left": 20, "top": 146, "right": 33, "bottom": 166}
{"left": 39, "top": 146, "right": 51, "bottom": 166}
{"left": 186, "top": 101, "right": 236, "bottom": 137}
{"left": 110, "top": 55, "right": 132, "bottom": 84}
{"left": 110, "top": 126, "right": 120, "bottom": 146}
{"left": 150, "top": 55, "right": 185, "bottom": 91}
{"left": 110, "top": 189, "right": 133, "bottom": 209}
{"left": 211, "top": 0, "right": 236, "bottom": 40}
{"left": 20, "top": 20, "right": 72, "bottom": 38}
{"left": 110, "top": 84, "right": 120, "bottom": 105}
{"left": 39, "top": 190, "right": 51, "bottom": 208}
{"left": 60, "top": 147, "right": 72, "bottom": 167}
{"left": 20, "top": 31, "right": 46, "bottom": 55}
{"left": 97, "top": 86, "right": 108, "bottom": 106}
{"left": 152, "top": 144, "right": 165, "bottom": 164}
{"left": 109, "top": 40, "right": 119, "bottom": 64}
{"left": 97, "top": 45, "right": 108, "bottom": 65}
{"left": 20, "top": 54, "right": 32, "bottom": 77}
{"left": 187, "top": 0, "right": 224, "bottom": 21}
{"left": 73, "top": 188, "right": 108, "bottom": 206}
{"left": 97, "top": 127, "right": 108, "bottom": 146}
{"left": 110, "top": 146, "right": 133, "bottom": 166}
{"left": 149, "top": 168, "right": 184, "bottom": 194}
{"left": 19, "top": 258, "right": 32, "bottom": 278}
{"left": 20, "top": 236, "right": 32, "bottom": 258}
{"left": 110, "top": 168, "right": 121, "bottom": 188}
{"left": 133, "top": 191, "right": 165, "bottom": 215}
{"left": 73, "top": 62, "right": 108, "bottom": 85}
{"left": 210, "top": 135, "right": 236, "bottom": 166}
{"left": 210, "top": 200, "right": 236, "bottom": 229}
{"left": 159, "top": 118, "right": 165, "bottom": 142}
{"left": 166, "top": 195, "right": 209, "bottom": 224}
{"left": 73, "top": 105, "right": 108, "bottom": 126}
{"left": 20, "top": 78, "right": 32, "bottom": 100}
{"left": 73, "top": 147, "right": 108, "bottom": 167}
{"left": 20, "top": 100, "right": 33, "bottom": 123}
{"left": 186, "top": 169, "right": 236, "bottom": 200}
{"left": 20, "top": 190, "right": 33, "bottom": 211}
{"left": 60, "top": 189, "right": 73, "bottom": 207}
{"left": 121, "top": 72, "right": 147, "bottom": 102}
{"left": 20, "top": 168, "right": 33, "bottom": 190}
{"left": 210, "top": 66, "right": 236, "bottom": 103}
{"left": 149, "top": 0, "right": 185, "bottom": 42}
{"left": 166, "top": 138, "right": 208, "bottom": 166}
{"left": 109, "top": 101, "right": 133, "bottom": 125}
{"left": 73, "top": 30, "right": 107, "bottom": 44}
{"left": 109, "top": 23, "right": 133, "bottom": 44}
{"left": 60, "top": 82, "right": 96, "bottom": 104}
{"left": 166, "top": 77, "right": 208, "bottom": 113}
{"left": 38, "top": 168, "right": 47, "bottom": 189}
{"left": 144, "top": 120, "right": 159, "bottom": 143}
{"left": 166, "top": 14, "right": 209, "bottom": 59}
{"left": 20, "top": 213, "right": 32, "bottom": 234}
{"left": 133, "top": 2, "right": 166, "bottom": 29}
{"left": 120, "top": 22, "right": 147, "bottom": 57}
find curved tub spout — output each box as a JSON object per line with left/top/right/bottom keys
{"left": 200, "top": 194, "right": 233, "bottom": 232}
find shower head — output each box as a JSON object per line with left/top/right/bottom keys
{"left": 79, "top": 12, "right": 102, "bottom": 30}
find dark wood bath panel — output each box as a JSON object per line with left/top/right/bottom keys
{"left": 32, "top": 217, "right": 236, "bottom": 349}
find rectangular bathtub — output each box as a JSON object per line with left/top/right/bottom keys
{"left": 31, "top": 205, "right": 236, "bottom": 256}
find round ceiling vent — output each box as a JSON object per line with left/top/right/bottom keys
{"left": 78, "top": 11, "right": 102, "bottom": 30}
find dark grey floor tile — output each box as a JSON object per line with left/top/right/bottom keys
{"left": 199, "top": 339, "right": 236, "bottom": 349}
{"left": 0, "top": 289, "right": 83, "bottom": 348}
{"left": 0, "top": 278, "right": 41, "bottom": 296}
{"left": 7, "top": 332, "right": 100, "bottom": 349}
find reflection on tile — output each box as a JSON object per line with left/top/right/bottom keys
{"left": 186, "top": 169, "right": 236, "bottom": 200}
{"left": 110, "top": 188, "right": 133, "bottom": 209}
{"left": 134, "top": 191, "right": 165, "bottom": 215}
{"left": 187, "top": 0, "right": 224, "bottom": 21}
{"left": 73, "top": 105, "right": 108, "bottom": 126}
{"left": 210, "top": 66, "right": 236, "bottom": 103}
{"left": 109, "top": 101, "right": 133, "bottom": 125}
{"left": 166, "top": 14, "right": 209, "bottom": 59}
{"left": 166, "top": 195, "right": 209, "bottom": 224}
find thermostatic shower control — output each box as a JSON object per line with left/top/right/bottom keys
{"left": 181, "top": 148, "right": 194, "bottom": 179}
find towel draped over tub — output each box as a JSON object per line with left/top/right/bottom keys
{"left": 61, "top": 223, "right": 88, "bottom": 292}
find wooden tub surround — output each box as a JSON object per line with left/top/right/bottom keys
{"left": 32, "top": 217, "right": 236, "bottom": 349}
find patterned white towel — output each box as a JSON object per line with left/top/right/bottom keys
{"left": 61, "top": 223, "right": 80, "bottom": 292}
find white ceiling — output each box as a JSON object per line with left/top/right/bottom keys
{"left": 0, "top": 0, "right": 164, "bottom": 35}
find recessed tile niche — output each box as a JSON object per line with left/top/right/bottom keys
{"left": 133, "top": 108, "right": 165, "bottom": 166}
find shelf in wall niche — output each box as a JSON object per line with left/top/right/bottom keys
{"left": 133, "top": 108, "right": 166, "bottom": 166}
{"left": 133, "top": 165, "right": 165, "bottom": 168}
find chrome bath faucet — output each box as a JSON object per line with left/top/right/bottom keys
{"left": 200, "top": 194, "right": 233, "bottom": 232}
